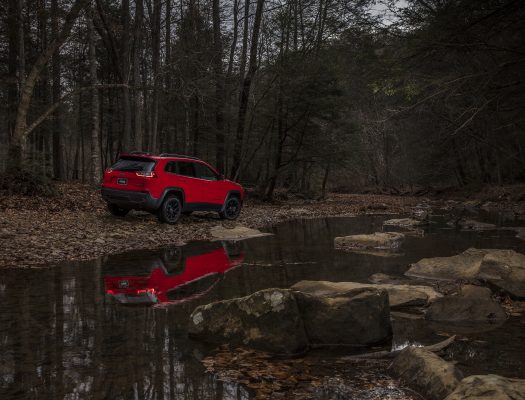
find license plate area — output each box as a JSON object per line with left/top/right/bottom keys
{"left": 117, "top": 178, "right": 128, "bottom": 185}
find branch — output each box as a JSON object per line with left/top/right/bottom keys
{"left": 25, "top": 84, "right": 130, "bottom": 136}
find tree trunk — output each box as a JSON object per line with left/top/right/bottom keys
{"left": 212, "top": 0, "right": 225, "bottom": 173}
{"left": 133, "top": 0, "right": 144, "bottom": 150}
{"left": 230, "top": 0, "right": 265, "bottom": 178}
{"left": 121, "top": 0, "right": 132, "bottom": 152}
{"left": 7, "top": 0, "right": 19, "bottom": 140}
{"left": 8, "top": 0, "right": 87, "bottom": 170}
{"left": 150, "top": 0, "right": 161, "bottom": 152}
{"left": 89, "top": 2, "right": 101, "bottom": 184}
{"left": 51, "top": 0, "right": 65, "bottom": 179}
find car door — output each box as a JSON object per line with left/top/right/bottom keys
{"left": 193, "top": 162, "right": 224, "bottom": 205}
{"left": 164, "top": 161, "right": 199, "bottom": 204}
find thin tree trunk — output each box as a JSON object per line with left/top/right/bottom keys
{"left": 231, "top": 0, "right": 265, "bottom": 178}
{"left": 213, "top": 0, "right": 225, "bottom": 173}
{"left": 150, "top": 0, "right": 161, "bottom": 152}
{"left": 121, "top": 0, "right": 132, "bottom": 152}
{"left": 51, "top": 0, "right": 65, "bottom": 179}
{"left": 133, "top": 0, "right": 144, "bottom": 150}
{"left": 89, "top": 2, "right": 101, "bottom": 184}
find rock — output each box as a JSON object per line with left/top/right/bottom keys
{"left": 294, "top": 287, "right": 392, "bottom": 345}
{"left": 188, "top": 289, "right": 308, "bottom": 354}
{"left": 368, "top": 273, "right": 406, "bottom": 284}
{"left": 477, "top": 249, "right": 525, "bottom": 299}
{"left": 445, "top": 374, "right": 525, "bottom": 400}
{"left": 334, "top": 232, "right": 405, "bottom": 251}
{"left": 383, "top": 218, "right": 427, "bottom": 229}
{"left": 292, "top": 280, "right": 441, "bottom": 308}
{"left": 210, "top": 225, "right": 272, "bottom": 241}
{"left": 390, "top": 347, "right": 463, "bottom": 400}
{"left": 458, "top": 219, "right": 497, "bottom": 231}
{"left": 406, "top": 248, "right": 489, "bottom": 280}
{"left": 425, "top": 284, "right": 507, "bottom": 322}
{"left": 411, "top": 207, "right": 431, "bottom": 221}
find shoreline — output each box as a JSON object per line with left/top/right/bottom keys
{"left": 1, "top": 182, "right": 422, "bottom": 269}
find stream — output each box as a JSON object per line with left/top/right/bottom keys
{"left": 1, "top": 211, "right": 525, "bottom": 399}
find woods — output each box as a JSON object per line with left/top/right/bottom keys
{"left": 1, "top": 0, "right": 524, "bottom": 197}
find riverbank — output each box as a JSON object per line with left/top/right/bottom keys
{"left": 0, "top": 182, "right": 423, "bottom": 268}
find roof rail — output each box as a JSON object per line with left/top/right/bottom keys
{"left": 159, "top": 153, "right": 201, "bottom": 160}
{"left": 128, "top": 151, "right": 154, "bottom": 155}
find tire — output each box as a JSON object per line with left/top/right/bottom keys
{"left": 108, "top": 203, "right": 129, "bottom": 217}
{"left": 158, "top": 196, "right": 182, "bottom": 224}
{"left": 219, "top": 196, "right": 242, "bottom": 220}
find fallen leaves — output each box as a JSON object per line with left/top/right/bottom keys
{"left": 201, "top": 346, "right": 419, "bottom": 399}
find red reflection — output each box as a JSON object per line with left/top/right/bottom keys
{"left": 104, "top": 243, "right": 244, "bottom": 306}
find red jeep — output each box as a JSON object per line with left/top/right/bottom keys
{"left": 103, "top": 242, "right": 245, "bottom": 306}
{"left": 101, "top": 153, "right": 244, "bottom": 223}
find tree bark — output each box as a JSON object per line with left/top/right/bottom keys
{"left": 51, "top": 0, "right": 65, "bottom": 179}
{"left": 89, "top": 2, "right": 101, "bottom": 184}
{"left": 150, "top": 0, "right": 161, "bottom": 152}
{"left": 212, "top": 0, "right": 225, "bottom": 173}
{"left": 230, "top": 0, "right": 265, "bottom": 178}
{"left": 121, "top": 0, "right": 132, "bottom": 152}
{"left": 133, "top": 0, "right": 144, "bottom": 150}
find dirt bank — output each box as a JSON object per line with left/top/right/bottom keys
{"left": 0, "top": 183, "right": 421, "bottom": 268}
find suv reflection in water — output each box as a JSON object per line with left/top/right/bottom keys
{"left": 103, "top": 242, "right": 244, "bottom": 306}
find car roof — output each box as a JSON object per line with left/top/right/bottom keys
{"left": 119, "top": 153, "right": 203, "bottom": 162}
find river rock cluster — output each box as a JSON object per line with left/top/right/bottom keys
{"left": 188, "top": 207, "right": 525, "bottom": 400}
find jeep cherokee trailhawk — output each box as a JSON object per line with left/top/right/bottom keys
{"left": 101, "top": 153, "right": 244, "bottom": 224}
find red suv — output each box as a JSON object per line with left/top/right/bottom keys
{"left": 101, "top": 152, "right": 244, "bottom": 224}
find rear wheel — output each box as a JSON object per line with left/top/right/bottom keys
{"left": 108, "top": 203, "right": 129, "bottom": 217}
{"left": 158, "top": 196, "right": 182, "bottom": 224}
{"left": 219, "top": 196, "right": 242, "bottom": 220}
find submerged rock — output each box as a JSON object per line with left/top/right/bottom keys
{"left": 478, "top": 249, "right": 525, "bottom": 299}
{"left": 425, "top": 284, "right": 507, "bottom": 322}
{"left": 407, "top": 248, "right": 525, "bottom": 299}
{"left": 334, "top": 232, "right": 405, "bottom": 255}
{"left": 294, "top": 287, "right": 392, "bottom": 345}
{"left": 458, "top": 219, "right": 497, "bottom": 231}
{"left": 383, "top": 218, "right": 428, "bottom": 229}
{"left": 445, "top": 374, "right": 525, "bottom": 400}
{"left": 292, "top": 280, "right": 441, "bottom": 308}
{"left": 209, "top": 225, "right": 272, "bottom": 241}
{"left": 406, "top": 248, "right": 489, "bottom": 280}
{"left": 188, "top": 289, "right": 308, "bottom": 354}
{"left": 389, "top": 347, "right": 463, "bottom": 400}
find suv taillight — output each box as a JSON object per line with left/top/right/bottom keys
{"left": 136, "top": 171, "right": 157, "bottom": 178}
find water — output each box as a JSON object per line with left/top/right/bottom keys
{"left": 1, "top": 214, "right": 525, "bottom": 399}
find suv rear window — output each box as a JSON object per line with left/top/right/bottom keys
{"left": 111, "top": 157, "right": 156, "bottom": 172}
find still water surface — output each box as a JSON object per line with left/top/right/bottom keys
{"left": 1, "top": 214, "right": 524, "bottom": 399}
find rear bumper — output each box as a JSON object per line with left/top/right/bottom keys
{"left": 101, "top": 187, "right": 160, "bottom": 211}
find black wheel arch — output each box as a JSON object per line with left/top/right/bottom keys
{"left": 159, "top": 187, "right": 186, "bottom": 208}
{"left": 221, "top": 190, "right": 242, "bottom": 211}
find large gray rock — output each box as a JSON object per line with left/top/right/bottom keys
{"left": 407, "top": 248, "right": 525, "bottom": 299}
{"left": 334, "top": 232, "right": 405, "bottom": 251}
{"left": 389, "top": 347, "right": 463, "bottom": 400}
{"left": 188, "top": 289, "right": 308, "bottom": 354}
{"left": 294, "top": 287, "right": 392, "bottom": 345}
{"left": 478, "top": 249, "right": 525, "bottom": 299}
{"left": 445, "top": 374, "right": 525, "bottom": 400}
{"left": 406, "top": 248, "right": 489, "bottom": 280}
{"left": 209, "top": 225, "right": 272, "bottom": 241}
{"left": 292, "top": 280, "right": 441, "bottom": 308}
{"left": 425, "top": 285, "right": 507, "bottom": 322}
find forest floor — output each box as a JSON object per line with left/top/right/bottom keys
{"left": 0, "top": 182, "right": 424, "bottom": 268}
{"left": 3, "top": 182, "right": 525, "bottom": 268}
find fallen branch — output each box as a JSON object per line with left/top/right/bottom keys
{"left": 340, "top": 335, "right": 456, "bottom": 360}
